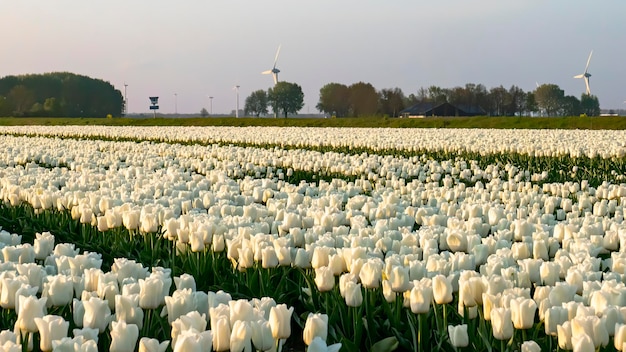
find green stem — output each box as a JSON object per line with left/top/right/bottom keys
{"left": 407, "top": 311, "right": 418, "bottom": 352}
{"left": 419, "top": 313, "right": 427, "bottom": 351}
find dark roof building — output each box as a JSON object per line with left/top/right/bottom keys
{"left": 400, "top": 102, "right": 485, "bottom": 117}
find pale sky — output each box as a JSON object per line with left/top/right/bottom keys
{"left": 2, "top": 1, "right": 625, "bottom": 114}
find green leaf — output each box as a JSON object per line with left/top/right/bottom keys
{"left": 370, "top": 336, "right": 399, "bottom": 352}
{"left": 340, "top": 337, "right": 359, "bottom": 352}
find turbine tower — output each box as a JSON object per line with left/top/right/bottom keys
{"left": 574, "top": 50, "right": 593, "bottom": 95}
{"left": 262, "top": 45, "right": 281, "bottom": 85}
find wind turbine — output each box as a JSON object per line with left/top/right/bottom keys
{"left": 574, "top": 50, "right": 593, "bottom": 95}
{"left": 262, "top": 45, "right": 281, "bottom": 85}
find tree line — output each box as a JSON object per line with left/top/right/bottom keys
{"left": 244, "top": 81, "right": 601, "bottom": 118}
{"left": 316, "top": 82, "right": 601, "bottom": 117}
{"left": 0, "top": 72, "right": 124, "bottom": 117}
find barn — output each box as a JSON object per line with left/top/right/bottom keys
{"left": 400, "top": 102, "right": 486, "bottom": 118}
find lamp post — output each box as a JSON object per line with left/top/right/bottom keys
{"left": 174, "top": 93, "right": 178, "bottom": 116}
{"left": 235, "top": 86, "right": 240, "bottom": 118}
{"left": 123, "top": 83, "right": 128, "bottom": 116}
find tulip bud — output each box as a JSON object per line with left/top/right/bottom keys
{"left": 164, "top": 289, "right": 195, "bottom": 324}
{"left": 213, "top": 315, "right": 231, "bottom": 352}
{"left": 15, "top": 295, "right": 47, "bottom": 333}
{"left": 251, "top": 319, "right": 274, "bottom": 351}
{"left": 115, "top": 294, "right": 144, "bottom": 329}
{"left": 521, "top": 340, "right": 541, "bottom": 352}
{"left": 510, "top": 297, "right": 537, "bottom": 330}
{"left": 83, "top": 296, "right": 112, "bottom": 333}
{"left": 343, "top": 281, "right": 363, "bottom": 307}
{"left": 138, "top": 337, "right": 169, "bottom": 352}
{"left": 269, "top": 304, "right": 294, "bottom": 340}
{"left": 34, "top": 315, "right": 69, "bottom": 351}
{"left": 314, "top": 267, "right": 335, "bottom": 292}
{"left": 303, "top": 313, "right": 328, "bottom": 346}
{"left": 229, "top": 299, "right": 254, "bottom": 326}
{"left": 572, "top": 333, "right": 594, "bottom": 352}
{"left": 33, "top": 232, "right": 54, "bottom": 260}
{"left": 410, "top": 280, "right": 432, "bottom": 314}
{"left": 307, "top": 336, "right": 342, "bottom": 352}
{"left": 491, "top": 308, "right": 513, "bottom": 340}
{"left": 174, "top": 330, "right": 212, "bottom": 352}
{"left": 448, "top": 324, "right": 469, "bottom": 347}
{"left": 174, "top": 274, "right": 196, "bottom": 292}
{"left": 432, "top": 275, "right": 453, "bottom": 304}
{"left": 389, "top": 265, "right": 410, "bottom": 293}
{"left": 545, "top": 306, "right": 568, "bottom": 336}
{"left": 110, "top": 320, "right": 139, "bottom": 352}
{"left": 230, "top": 320, "right": 252, "bottom": 352}
{"left": 42, "top": 274, "right": 74, "bottom": 307}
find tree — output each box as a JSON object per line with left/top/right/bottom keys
{"left": 0, "top": 72, "right": 123, "bottom": 117}
{"left": 427, "top": 86, "right": 448, "bottom": 104}
{"left": 506, "top": 85, "right": 527, "bottom": 116}
{"left": 200, "top": 108, "right": 209, "bottom": 117}
{"left": 8, "top": 85, "right": 35, "bottom": 116}
{"left": 487, "top": 86, "right": 511, "bottom": 116}
{"left": 316, "top": 83, "right": 350, "bottom": 117}
{"left": 580, "top": 94, "right": 600, "bottom": 116}
{"left": 0, "top": 96, "right": 14, "bottom": 116}
{"left": 349, "top": 82, "right": 378, "bottom": 117}
{"left": 560, "top": 95, "right": 581, "bottom": 116}
{"left": 525, "top": 92, "right": 538, "bottom": 116}
{"left": 267, "top": 82, "right": 304, "bottom": 118}
{"left": 43, "top": 97, "right": 61, "bottom": 116}
{"left": 378, "top": 88, "right": 405, "bottom": 117}
{"left": 535, "top": 84, "right": 564, "bottom": 116}
{"left": 244, "top": 90, "right": 269, "bottom": 117}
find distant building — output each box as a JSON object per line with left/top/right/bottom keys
{"left": 400, "top": 102, "right": 486, "bottom": 118}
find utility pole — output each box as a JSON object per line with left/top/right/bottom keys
{"left": 235, "top": 86, "right": 240, "bottom": 118}
{"left": 123, "top": 83, "right": 128, "bottom": 115}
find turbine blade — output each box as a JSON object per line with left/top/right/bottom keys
{"left": 273, "top": 45, "right": 281, "bottom": 68}
{"left": 262, "top": 70, "right": 272, "bottom": 75}
{"left": 273, "top": 73, "right": 278, "bottom": 85}
{"left": 584, "top": 50, "right": 593, "bottom": 73}
{"left": 574, "top": 74, "right": 584, "bottom": 79}
{"left": 585, "top": 77, "right": 591, "bottom": 95}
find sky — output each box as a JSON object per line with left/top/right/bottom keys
{"left": 2, "top": 1, "right": 625, "bottom": 115}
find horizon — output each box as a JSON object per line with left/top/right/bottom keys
{"left": 2, "top": 1, "right": 625, "bottom": 114}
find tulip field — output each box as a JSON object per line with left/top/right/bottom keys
{"left": 2, "top": 126, "right": 626, "bottom": 352}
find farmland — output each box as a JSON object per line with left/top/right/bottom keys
{"left": 0, "top": 125, "right": 626, "bottom": 351}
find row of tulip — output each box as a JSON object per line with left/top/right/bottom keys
{"left": 0, "top": 127, "right": 626, "bottom": 351}
{"left": 0, "top": 229, "right": 345, "bottom": 352}
{"left": 1, "top": 126, "right": 625, "bottom": 159}
{"left": 1, "top": 127, "right": 624, "bottom": 189}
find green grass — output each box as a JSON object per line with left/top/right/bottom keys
{"left": 0, "top": 115, "right": 624, "bottom": 129}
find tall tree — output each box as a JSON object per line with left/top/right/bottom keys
{"left": 378, "top": 88, "right": 405, "bottom": 117}
{"left": 244, "top": 90, "right": 269, "bottom": 117}
{"left": 349, "top": 82, "right": 378, "bottom": 117}
{"left": 506, "top": 85, "right": 527, "bottom": 116}
{"left": 488, "top": 86, "right": 511, "bottom": 116}
{"left": 0, "top": 72, "right": 123, "bottom": 117}
{"left": 8, "top": 85, "right": 35, "bottom": 116}
{"left": 535, "top": 84, "right": 564, "bottom": 116}
{"left": 427, "top": 86, "right": 448, "bottom": 104}
{"left": 525, "top": 92, "right": 538, "bottom": 116}
{"left": 580, "top": 94, "right": 600, "bottom": 116}
{"left": 316, "top": 83, "right": 350, "bottom": 117}
{"left": 268, "top": 82, "right": 304, "bottom": 118}
{"left": 560, "top": 95, "right": 581, "bottom": 116}
{"left": 200, "top": 108, "right": 209, "bottom": 117}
